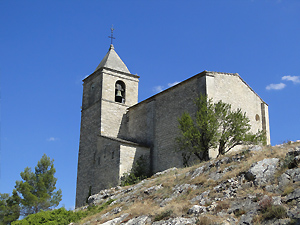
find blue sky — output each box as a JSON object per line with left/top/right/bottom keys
{"left": 0, "top": 0, "right": 299, "bottom": 210}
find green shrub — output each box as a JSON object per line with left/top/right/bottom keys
{"left": 153, "top": 209, "right": 173, "bottom": 221}
{"left": 12, "top": 199, "right": 114, "bottom": 225}
{"left": 258, "top": 196, "right": 287, "bottom": 221}
{"left": 282, "top": 154, "right": 298, "bottom": 169}
{"left": 120, "top": 156, "right": 150, "bottom": 186}
{"left": 12, "top": 207, "right": 87, "bottom": 225}
{"left": 261, "top": 205, "right": 287, "bottom": 220}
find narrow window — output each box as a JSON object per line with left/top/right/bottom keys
{"left": 115, "top": 81, "right": 126, "bottom": 103}
{"left": 112, "top": 151, "right": 114, "bottom": 159}
{"left": 93, "top": 152, "right": 96, "bottom": 164}
{"left": 255, "top": 114, "right": 260, "bottom": 121}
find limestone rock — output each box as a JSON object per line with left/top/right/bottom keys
{"left": 190, "top": 165, "right": 206, "bottom": 180}
{"left": 272, "top": 196, "right": 282, "bottom": 205}
{"left": 101, "top": 213, "right": 129, "bottom": 225}
{"left": 153, "top": 168, "right": 177, "bottom": 177}
{"left": 284, "top": 188, "right": 300, "bottom": 203}
{"left": 187, "top": 205, "right": 206, "bottom": 215}
{"left": 238, "top": 211, "right": 257, "bottom": 225}
{"left": 123, "top": 216, "right": 151, "bottom": 225}
{"left": 249, "top": 145, "right": 263, "bottom": 152}
{"left": 246, "top": 158, "right": 279, "bottom": 185}
{"left": 144, "top": 184, "right": 162, "bottom": 195}
{"left": 152, "top": 217, "right": 196, "bottom": 225}
{"left": 172, "top": 183, "right": 197, "bottom": 195}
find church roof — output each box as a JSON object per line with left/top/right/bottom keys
{"left": 95, "top": 44, "right": 130, "bottom": 73}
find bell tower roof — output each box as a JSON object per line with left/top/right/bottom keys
{"left": 95, "top": 44, "right": 130, "bottom": 73}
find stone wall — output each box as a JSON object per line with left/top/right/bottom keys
{"left": 119, "top": 144, "right": 150, "bottom": 178}
{"left": 91, "top": 136, "right": 150, "bottom": 199}
{"left": 76, "top": 67, "right": 140, "bottom": 207}
{"left": 124, "top": 74, "right": 207, "bottom": 173}
{"left": 205, "top": 72, "right": 271, "bottom": 145}
{"left": 100, "top": 68, "right": 139, "bottom": 137}
{"left": 76, "top": 71, "right": 103, "bottom": 207}
{"left": 76, "top": 68, "right": 271, "bottom": 207}
{"left": 122, "top": 71, "right": 270, "bottom": 174}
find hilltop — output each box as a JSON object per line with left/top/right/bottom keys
{"left": 15, "top": 142, "right": 300, "bottom": 225}
{"left": 68, "top": 142, "right": 300, "bottom": 225}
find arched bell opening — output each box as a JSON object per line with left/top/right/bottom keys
{"left": 115, "top": 80, "right": 126, "bottom": 103}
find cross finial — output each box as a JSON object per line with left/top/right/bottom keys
{"left": 108, "top": 25, "right": 115, "bottom": 45}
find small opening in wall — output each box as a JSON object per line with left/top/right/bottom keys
{"left": 255, "top": 114, "right": 260, "bottom": 121}
{"left": 112, "top": 151, "right": 114, "bottom": 159}
{"left": 93, "top": 152, "right": 96, "bottom": 164}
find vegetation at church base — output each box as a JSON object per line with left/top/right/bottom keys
{"left": 0, "top": 154, "right": 62, "bottom": 224}
{"left": 120, "top": 156, "right": 150, "bottom": 186}
{"left": 11, "top": 200, "right": 114, "bottom": 225}
{"left": 11, "top": 207, "right": 84, "bottom": 225}
{"left": 176, "top": 95, "right": 266, "bottom": 164}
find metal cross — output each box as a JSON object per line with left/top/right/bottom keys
{"left": 108, "top": 25, "right": 115, "bottom": 44}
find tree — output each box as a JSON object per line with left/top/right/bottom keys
{"left": 0, "top": 191, "right": 20, "bottom": 225}
{"left": 215, "top": 102, "right": 266, "bottom": 156}
{"left": 15, "top": 154, "right": 62, "bottom": 216}
{"left": 176, "top": 95, "right": 266, "bottom": 164}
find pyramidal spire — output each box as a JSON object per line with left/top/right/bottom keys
{"left": 95, "top": 44, "right": 130, "bottom": 73}
{"left": 95, "top": 27, "right": 130, "bottom": 73}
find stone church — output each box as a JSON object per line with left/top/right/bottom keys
{"left": 75, "top": 44, "right": 271, "bottom": 207}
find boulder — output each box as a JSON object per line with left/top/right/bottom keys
{"left": 245, "top": 158, "right": 279, "bottom": 185}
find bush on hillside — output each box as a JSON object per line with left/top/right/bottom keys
{"left": 120, "top": 156, "right": 150, "bottom": 186}
{"left": 12, "top": 199, "right": 114, "bottom": 225}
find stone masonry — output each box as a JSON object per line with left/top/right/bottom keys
{"left": 75, "top": 44, "right": 271, "bottom": 207}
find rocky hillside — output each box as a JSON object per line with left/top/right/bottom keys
{"left": 74, "top": 142, "right": 300, "bottom": 225}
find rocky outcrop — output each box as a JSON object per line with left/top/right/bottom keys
{"left": 76, "top": 143, "right": 300, "bottom": 225}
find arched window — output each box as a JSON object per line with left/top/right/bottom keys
{"left": 115, "top": 80, "right": 125, "bottom": 103}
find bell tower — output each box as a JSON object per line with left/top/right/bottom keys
{"left": 76, "top": 43, "right": 139, "bottom": 207}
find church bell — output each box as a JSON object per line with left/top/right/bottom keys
{"left": 115, "top": 90, "right": 123, "bottom": 103}
{"left": 116, "top": 90, "right": 122, "bottom": 97}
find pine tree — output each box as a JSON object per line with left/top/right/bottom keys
{"left": 15, "top": 154, "right": 62, "bottom": 216}
{"left": 0, "top": 191, "right": 20, "bottom": 225}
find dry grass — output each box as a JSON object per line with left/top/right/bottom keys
{"left": 282, "top": 186, "right": 294, "bottom": 196}
{"left": 78, "top": 201, "right": 122, "bottom": 224}
{"left": 214, "top": 200, "right": 230, "bottom": 214}
{"left": 196, "top": 215, "right": 223, "bottom": 225}
{"left": 190, "top": 174, "right": 207, "bottom": 185}
{"left": 122, "top": 200, "right": 159, "bottom": 218}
